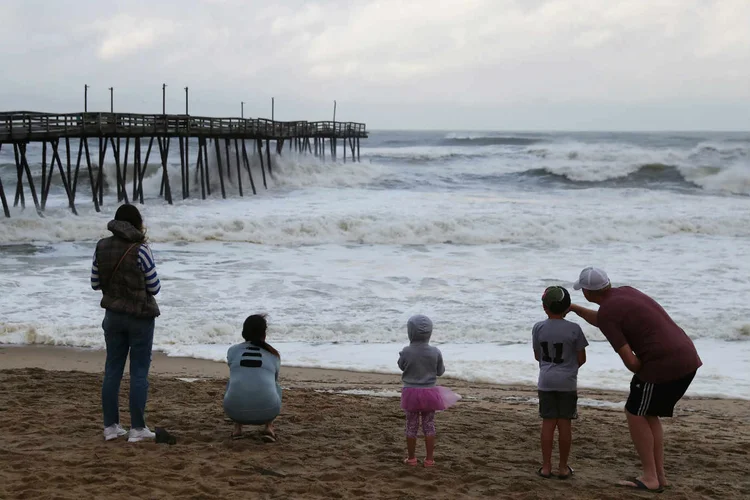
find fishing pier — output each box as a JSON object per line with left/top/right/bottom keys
{"left": 0, "top": 111, "right": 368, "bottom": 217}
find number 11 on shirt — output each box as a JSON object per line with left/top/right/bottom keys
{"left": 540, "top": 342, "right": 564, "bottom": 364}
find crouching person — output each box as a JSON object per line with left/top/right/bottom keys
{"left": 224, "top": 314, "right": 282, "bottom": 442}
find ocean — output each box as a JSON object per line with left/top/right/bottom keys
{"left": 1, "top": 130, "right": 749, "bottom": 398}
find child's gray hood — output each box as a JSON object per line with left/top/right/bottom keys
{"left": 407, "top": 315, "right": 433, "bottom": 344}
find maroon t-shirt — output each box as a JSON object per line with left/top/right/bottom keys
{"left": 597, "top": 286, "right": 702, "bottom": 384}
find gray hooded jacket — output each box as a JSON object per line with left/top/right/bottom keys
{"left": 397, "top": 315, "right": 445, "bottom": 388}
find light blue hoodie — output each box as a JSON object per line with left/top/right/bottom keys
{"left": 397, "top": 315, "right": 445, "bottom": 388}
{"left": 223, "top": 342, "right": 282, "bottom": 425}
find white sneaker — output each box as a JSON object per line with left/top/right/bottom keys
{"left": 128, "top": 427, "right": 156, "bottom": 442}
{"left": 103, "top": 423, "right": 128, "bottom": 441}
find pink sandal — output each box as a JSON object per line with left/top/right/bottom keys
{"left": 423, "top": 459, "right": 435, "bottom": 467}
{"left": 403, "top": 457, "right": 418, "bottom": 466}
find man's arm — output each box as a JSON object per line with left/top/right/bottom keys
{"left": 577, "top": 348, "right": 586, "bottom": 367}
{"left": 569, "top": 303, "right": 599, "bottom": 327}
{"left": 616, "top": 344, "right": 642, "bottom": 373}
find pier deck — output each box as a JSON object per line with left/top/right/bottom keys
{"left": 0, "top": 112, "right": 367, "bottom": 142}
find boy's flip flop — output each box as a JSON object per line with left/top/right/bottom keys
{"left": 403, "top": 457, "right": 418, "bottom": 466}
{"left": 617, "top": 477, "right": 664, "bottom": 493}
{"left": 557, "top": 465, "right": 574, "bottom": 480}
{"left": 537, "top": 467, "right": 553, "bottom": 479}
{"left": 423, "top": 459, "right": 435, "bottom": 467}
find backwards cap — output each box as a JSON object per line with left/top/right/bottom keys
{"left": 573, "top": 267, "right": 610, "bottom": 291}
{"left": 542, "top": 286, "right": 571, "bottom": 314}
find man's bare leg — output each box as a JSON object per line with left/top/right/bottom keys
{"left": 647, "top": 416, "right": 667, "bottom": 486}
{"left": 622, "top": 411, "right": 660, "bottom": 490}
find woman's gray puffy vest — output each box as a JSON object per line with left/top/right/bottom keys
{"left": 95, "top": 220, "right": 160, "bottom": 318}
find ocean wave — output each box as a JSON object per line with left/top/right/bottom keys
{"left": 3, "top": 198, "right": 750, "bottom": 246}
{"left": 514, "top": 162, "right": 750, "bottom": 195}
{"left": 687, "top": 164, "right": 750, "bottom": 195}
{"left": 3, "top": 135, "right": 749, "bottom": 201}
{"left": 518, "top": 163, "right": 691, "bottom": 185}
{"left": 441, "top": 136, "right": 541, "bottom": 147}
{"left": 366, "top": 151, "right": 492, "bottom": 164}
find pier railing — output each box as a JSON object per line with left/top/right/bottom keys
{"left": 0, "top": 112, "right": 367, "bottom": 142}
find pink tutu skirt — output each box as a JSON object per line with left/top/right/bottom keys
{"left": 401, "top": 386, "right": 461, "bottom": 412}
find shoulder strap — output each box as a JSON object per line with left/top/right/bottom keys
{"left": 112, "top": 242, "right": 141, "bottom": 277}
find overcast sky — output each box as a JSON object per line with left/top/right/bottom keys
{"left": 1, "top": 0, "right": 749, "bottom": 130}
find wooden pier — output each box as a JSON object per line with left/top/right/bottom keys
{"left": 0, "top": 111, "right": 368, "bottom": 217}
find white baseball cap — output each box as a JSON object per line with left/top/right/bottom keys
{"left": 573, "top": 267, "right": 610, "bottom": 291}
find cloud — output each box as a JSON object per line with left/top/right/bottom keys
{"left": 0, "top": 0, "right": 748, "bottom": 129}
{"left": 93, "top": 15, "right": 178, "bottom": 60}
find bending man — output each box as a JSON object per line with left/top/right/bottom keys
{"left": 569, "top": 267, "right": 701, "bottom": 492}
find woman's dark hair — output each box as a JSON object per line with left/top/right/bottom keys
{"left": 242, "top": 314, "right": 280, "bottom": 358}
{"left": 115, "top": 204, "right": 144, "bottom": 232}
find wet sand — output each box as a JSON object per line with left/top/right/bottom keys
{"left": 1, "top": 345, "right": 748, "bottom": 499}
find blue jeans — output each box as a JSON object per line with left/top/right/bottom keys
{"left": 101, "top": 310, "right": 155, "bottom": 429}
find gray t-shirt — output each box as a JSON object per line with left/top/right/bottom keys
{"left": 532, "top": 318, "right": 589, "bottom": 392}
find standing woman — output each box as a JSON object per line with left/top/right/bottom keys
{"left": 224, "top": 314, "right": 282, "bottom": 442}
{"left": 91, "top": 204, "right": 161, "bottom": 442}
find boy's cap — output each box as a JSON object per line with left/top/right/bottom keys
{"left": 573, "top": 267, "right": 610, "bottom": 291}
{"left": 542, "top": 286, "right": 570, "bottom": 309}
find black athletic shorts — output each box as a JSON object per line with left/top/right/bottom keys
{"left": 538, "top": 391, "right": 578, "bottom": 419}
{"left": 625, "top": 371, "right": 696, "bottom": 417}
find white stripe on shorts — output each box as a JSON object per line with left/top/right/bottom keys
{"left": 637, "top": 382, "right": 654, "bottom": 416}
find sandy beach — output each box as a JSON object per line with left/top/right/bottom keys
{"left": 1, "top": 345, "right": 748, "bottom": 500}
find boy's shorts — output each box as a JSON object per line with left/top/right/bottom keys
{"left": 538, "top": 390, "right": 578, "bottom": 419}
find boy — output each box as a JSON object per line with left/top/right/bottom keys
{"left": 532, "top": 286, "right": 588, "bottom": 479}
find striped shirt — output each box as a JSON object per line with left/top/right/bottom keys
{"left": 91, "top": 244, "right": 161, "bottom": 295}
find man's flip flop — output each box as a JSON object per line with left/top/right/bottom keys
{"left": 403, "top": 457, "right": 418, "bottom": 466}
{"left": 537, "top": 467, "right": 553, "bottom": 479}
{"left": 557, "top": 465, "right": 574, "bottom": 480}
{"left": 231, "top": 433, "right": 245, "bottom": 440}
{"left": 617, "top": 477, "right": 664, "bottom": 493}
{"left": 423, "top": 459, "right": 435, "bottom": 468}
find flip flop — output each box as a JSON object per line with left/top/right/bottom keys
{"left": 537, "top": 467, "right": 553, "bottom": 479}
{"left": 403, "top": 457, "right": 418, "bottom": 466}
{"left": 617, "top": 477, "right": 664, "bottom": 493}
{"left": 558, "top": 465, "right": 574, "bottom": 480}
{"left": 230, "top": 432, "right": 245, "bottom": 440}
{"left": 261, "top": 430, "right": 277, "bottom": 443}
{"left": 423, "top": 459, "right": 435, "bottom": 468}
